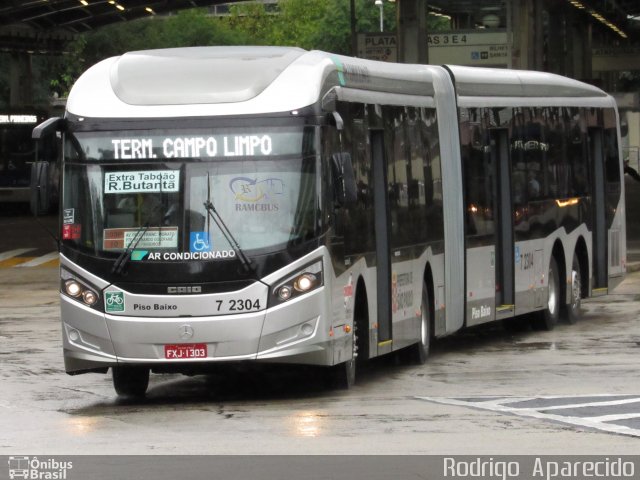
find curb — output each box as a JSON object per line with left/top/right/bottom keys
{"left": 627, "top": 262, "right": 640, "bottom": 273}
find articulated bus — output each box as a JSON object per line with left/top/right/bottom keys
{"left": 33, "top": 47, "right": 625, "bottom": 397}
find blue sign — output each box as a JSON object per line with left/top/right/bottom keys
{"left": 131, "top": 250, "right": 149, "bottom": 261}
{"left": 190, "top": 232, "right": 212, "bottom": 253}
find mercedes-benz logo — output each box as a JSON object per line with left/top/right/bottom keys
{"left": 179, "top": 324, "right": 194, "bottom": 340}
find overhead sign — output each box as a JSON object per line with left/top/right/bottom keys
{"left": 0, "top": 114, "right": 38, "bottom": 124}
{"left": 357, "top": 33, "right": 398, "bottom": 62}
{"left": 593, "top": 47, "right": 640, "bottom": 72}
{"left": 427, "top": 31, "right": 508, "bottom": 67}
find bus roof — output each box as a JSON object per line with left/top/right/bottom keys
{"left": 111, "top": 46, "right": 306, "bottom": 106}
{"left": 446, "top": 65, "right": 609, "bottom": 100}
{"left": 66, "top": 46, "right": 441, "bottom": 119}
{"left": 65, "top": 46, "right": 613, "bottom": 119}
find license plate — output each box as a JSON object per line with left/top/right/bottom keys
{"left": 164, "top": 343, "right": 207, "bottom": 359}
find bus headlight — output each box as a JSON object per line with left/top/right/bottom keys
{"left": 65, "top": 280, "right": 82, "bottom": 297}
{"left": 277, "top": 285, "right": 293, "bottom": 301}
{"left": 82, "top": 290, "right": 98, "bottom": 306}
{"left": 294, "top": 273, "right": 317, "bottom": 293}
{"left": 61, "top": 269, "right": 101, "bottom": 309}
{"left": 271, "top": 260, "right": 323, "bottom": 306}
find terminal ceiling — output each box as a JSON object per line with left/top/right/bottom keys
{"left": 0, "top": 0, "right": 638, "bottom": 44}
{"left": 0, "top": 0, "right": 241, "bottom": 33}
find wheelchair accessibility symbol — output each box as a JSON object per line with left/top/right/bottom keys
{"left": 190, "top": 232, "right": 212, "bottom": 253}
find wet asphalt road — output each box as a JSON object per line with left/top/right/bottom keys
{"left": 1, "top": 263, "right": 639, "bottom": 455}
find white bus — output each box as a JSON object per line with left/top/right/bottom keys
{"left": 33, "top": 47, "right": 625, "bottom": 397}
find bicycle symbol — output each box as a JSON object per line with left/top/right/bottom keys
{"left": 106, "top": 294, "right": 124, "bottom": 306}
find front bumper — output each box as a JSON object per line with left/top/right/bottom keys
{"left": 61, "top": 286, "right": 332, "bottom": 374}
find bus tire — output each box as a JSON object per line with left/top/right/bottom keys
{"left": 354, "top": 287, "right": 370, "bottom": 369}
{"left": 531, "top": 256, "right": 560, "bottom": 331}
{"left": 327, "top": 311, "right": 361, "bottom": 390}
{"left": 112, "top": 366, "right": 149, "bottom": 398}
{"left": 401, "top": 283, "right": 431, "bottom": 365}
{"left": 327, "top": 358, "right": 355, "bottom": 390}
{"left": 562, "top": 253, "right": 582, "bottom": 324}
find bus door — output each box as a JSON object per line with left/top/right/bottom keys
{"left": 464, "top": 126, "right": 514, "bottom": 326}
{"left": 370, "top": 129, "right": 393, "bottom": 352}
{"left": 491, "top": 128, "right": 515, "bottom": 316}
{"left": 589, "top": 127, "right": 607, "bottom": 292}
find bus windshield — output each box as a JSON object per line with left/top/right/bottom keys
{"left": 62, "top": 126, "right": 319, "bottom": 260}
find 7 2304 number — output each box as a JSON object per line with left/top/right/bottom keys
{"left": 215, "top": 299, "right": 261, "bottom": 312}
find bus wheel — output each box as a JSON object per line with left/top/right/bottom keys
{"left": 562, "top": 254, "right": 582, "bottom": 324}
{"left": 112, "top": 366, "right": 149, "bottom": 398}
{"left": 402, "top": 284, "right": 431, "bottom": 365}
{"left": 532, "top": 256, "right": 560, "bottom": 331}
{"left": 326, "top": 358, "right": 355, "bottom": 390}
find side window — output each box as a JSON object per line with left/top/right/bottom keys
{"left": 407, "top": 107, "right": 426, "bottom": 243}
{"left": 422, "top": 107, "right": 443, "bottom": 243}
{"left": 604, "top": 109, "right": 621, "bottom": 185}
{"left": 335, "top": 101, "right": 376, "bottom": 254}
{"left": 523, "top": 107, "right": 546, "bottom": 200}
{"left": 543, "top": 107, "right": 562, "bottom": 200}
{"left": 383, "top": 105, "right": 411, "bottom": 248}
{"left": 566, "top": 107, "right": 589, "bottom": 196}
{"left": 603, "top": 108, "right": 622, "bottom": 226}
{"left": 510, "top": 108, "right": 527, "bottom": 209}
{"left": 462, "top": 108, "right": 495, "bottom": 239}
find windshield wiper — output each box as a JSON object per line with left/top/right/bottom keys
{"left": 111, "top": 223, "right": 150, "bottom": 275}
{"left": 203, "top": 200, "right": 253, "bottom": 273}
{"left": 203, "top": 172, "right": 253, "bottom": 273}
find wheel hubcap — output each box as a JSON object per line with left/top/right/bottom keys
{"left": 571, "top": 269, "right": 581, "bottom": 310}
{"left": 352, "top": 320, "right": 358, "bottom": 360}
{"left": 420, "top": 304, "right": 428, "bottom": 347}
{"left": 548, "top": 268, "right": 557, "bottom": 315}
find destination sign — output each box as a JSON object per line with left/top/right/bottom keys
{"left": 76, "top": 129, "right": 308, "bottom": 162}
{"left": 105, "top": 170, "right": 180, "bottom": 194}
{"left": 111, "top": 134, "right": 274, "bottom": 160}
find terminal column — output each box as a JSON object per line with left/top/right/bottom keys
{"left": 396, "top": 0, "right": 428, "bottom": 64}
{"left": 9, "top": 52, "right": 33, "bottom": 107}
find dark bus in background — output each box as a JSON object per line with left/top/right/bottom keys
{"left": 0, "top": 109, "right": 59, "bottom": 213}
{"left": 0, "top": 111, "right": 44, "bottom": 204}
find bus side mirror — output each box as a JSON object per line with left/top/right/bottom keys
{"left": 331, "top": 152, "right": 357, "bottom": 207}
{"left": 30, "top": 161, "right": 50, "bottom": 216}
{"left": 31, "top": 117, "right": 64, "bottom": 216}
